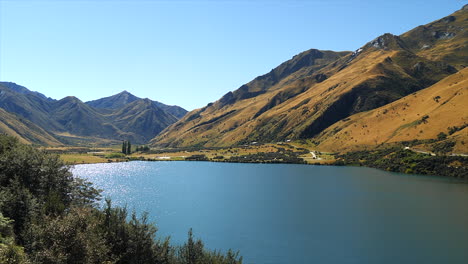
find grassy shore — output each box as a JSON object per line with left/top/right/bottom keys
{"left": 51, "top": 142, "right": 334, "bottom": 165}
{"left": 51, "top": 141, "right": 468, "bottom": 178}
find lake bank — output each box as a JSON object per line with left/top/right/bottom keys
{"left": 60, "top": 146, "right": 467, "bottom": 179}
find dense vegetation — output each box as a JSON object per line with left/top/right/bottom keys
{"left": 226, "top": 149, "right": 307, "bottom": 164}
{"left": 0, "top": 134, "right": 242, "bottom": 263}
{"left": 335, "top": 147, "right": 468, "bottom": 178}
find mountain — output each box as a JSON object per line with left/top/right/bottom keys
{"left": 151, "top": 7, "right": 467, "bottom": 149}
{"left": 51, "top": 96, "right": 122, "bottom": 138}
{"left": 86, "top": 91, "right": 140, "bottom": 109}
{"left": 0, "top": 84, "right": 63, "bottom": 132}
{"left": 0, "top": 108, "right": 62, "bottom": 146}
{"left": 0, "top": 82, "right": 53, "bottom": 101}
{"left": 315, "top": 68, "right": 468, "bottom": 153}
{"left": 399, "top": 6, "right": 468, "bottom": 69}
{"left": 151, "top": 101, "right": 188, "bottom": 119}
{"left": 86, "top": 91, "right": 188, "bottom": 119}
{"left": 0, "top": 83, "right": 185, "bottom": 145}
{"left": 110, "top": 99, "right": 179, "bottom": 143}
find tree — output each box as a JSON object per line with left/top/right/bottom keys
{"left": 30, "top": 207, "right": 110, "bottom": 264}
{"left": 180, "top": 228, "right": 204, "bottom": 264}
{"left": 127, "top": 141, "right": 131, "bottom": 155}
{"left": 437, "top": 132, "right": 447, "bottom": 141}
{"left": 122, "top": 141, "right": 126, "bottom": 154}
{"left": 121, "top": 141, "right": 132, "bottom": 155}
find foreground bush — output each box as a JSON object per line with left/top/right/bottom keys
{"left": 0, "top": 134, "right": 242, "bottom": 264}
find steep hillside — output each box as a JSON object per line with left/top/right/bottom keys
{"left": 50, "top": 96, "right": 181, "bottom": 144}
{"left": 151, "top": 101, "right": 187, "bottom": 119}
{"left": 51, "top": 96, "right": 123, "bottom": 138}
{"left": 400, "top": 6, "right": 468, "bottom": 69}
{"left": 86, "top": 91, "right": 187, "bottom": 118}
{"left": 215, "top": 49, "right": 351, "bottom": 108}
{"left": 316, "top": 68, "right": 468, "bottom": 153}
{"left": 0, "top": 84, "right": 63, "bottom": 132}
{"left": 109, "top": 99, "right": 179, "bottom": 143}
{"left": 152, "top": 7, "right": 466, "bottom": 148}
{"left": 0, "top": 108, "right": 62, "bottom": 146}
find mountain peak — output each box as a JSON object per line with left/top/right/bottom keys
{"left": 86, "top": 91, "right": 140, "bottom": 109}
{"left": 62, "top": 96, "right": 80, "bottom": 102}
{"left": 365, "top": 33, "right": 406, "bottom": 50}
{"left": 85, "top": 91, "right": 187, "bottom": 118}
{"left": 118, "top": 90, "right": 132, "bottom": 95}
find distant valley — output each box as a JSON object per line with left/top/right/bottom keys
{"left": 0, "top": 82, "right": 187, "bottom": 145}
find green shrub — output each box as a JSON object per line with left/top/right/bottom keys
{"left": 0, "top": 134, "right": 242, "bottom": 264}
{"left": 105, "top": 152, "right": 126, "bottom": 159}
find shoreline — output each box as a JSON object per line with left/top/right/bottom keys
{"left": 57, "top": 142, "right": 467, "bottom": 179}
{"left": 67, "top": 155, "right": 468, "bottom": 181}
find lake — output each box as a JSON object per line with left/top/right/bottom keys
{"left": 72, "top": 161, "right": 468, "bottom": 264}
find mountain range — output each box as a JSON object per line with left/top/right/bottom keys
{"left": 0, "top": 82, "right": 187, "bottom": 145}
{"left": 151, "top": 6, "right": 467, "bottom": 153}
{"left": 0, "top": 6, "right": 466, "bottom": 154}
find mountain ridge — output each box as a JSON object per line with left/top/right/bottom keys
{"left": 0, "top": 83, "right": 186, "bottom": 145}
{"left": 86, "top": 91, "right": 187, "bottom": 119}
{"left": 151, "top": 6, "right": 467, "bottom": 151}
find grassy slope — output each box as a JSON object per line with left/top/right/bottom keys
{"left": 0, "top": 108, "right": 62, "bottom": 146}
{"left": 316, "top": 68, "right": 468, "bottom": 153}
{"left": 108, "top": 99, "right": 178, "bottom": 143}
{"left": 400, "top": 7, "right": 468, "bottom": 69}
{"left": 152, "top": 49, "right": 351, "bottom": 147}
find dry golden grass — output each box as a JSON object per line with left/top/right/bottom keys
{"left": 316, "top": 68, "right": 468, "bottom": 153}
{"left": 401, "top": 7, "right": 468, "bottom": 69}
{"left": 60, "top": 154, "right": 109, "bottom": 164}
{"left": 153, "top": 48, "right": 403, "bottom": 148}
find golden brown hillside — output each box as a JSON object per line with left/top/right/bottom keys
{"left": 400, "top": 6, "right": 468, "bottom": 69}
{"left": 152, "top": 7, "right": 467, "bottom": 149}
{"left": 316, "top": 68, "right": 468, "bottom": 153}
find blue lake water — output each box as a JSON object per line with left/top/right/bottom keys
{"left": 72, "top": 161, "right": 468, "bottom": 264}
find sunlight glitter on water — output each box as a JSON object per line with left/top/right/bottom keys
{"left": 71, "top": 161, "right": 164, "bottom": 209}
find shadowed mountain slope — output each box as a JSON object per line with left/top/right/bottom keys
{"left": 151, "top": 7, "right": 467, "bottom": 149}
{"left": 86, "top": 91, "right": 187, "bottom": 119}
{"left": 0, "top": 107, "right": 62, "bottom": 146}
{"left": 0, "top": 84, "right": 63, "bottom": 132}
{"left": 86, "top": 91, "right": 140, "bottom": 109}
{"left": 109, "top": 98, "right": 179, "bottom": 143}
{"left": 51, "top": 96, "right": 122, "bottom": 138}
{"left": 0, "top": 83, "right": 184, "bottom": 145}
{"left": 0, "top": 82, "right": 53, "bottom": 101}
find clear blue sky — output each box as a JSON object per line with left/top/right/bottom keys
{"left": 0, "top": 0, "right": 466, "bottom": 110}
